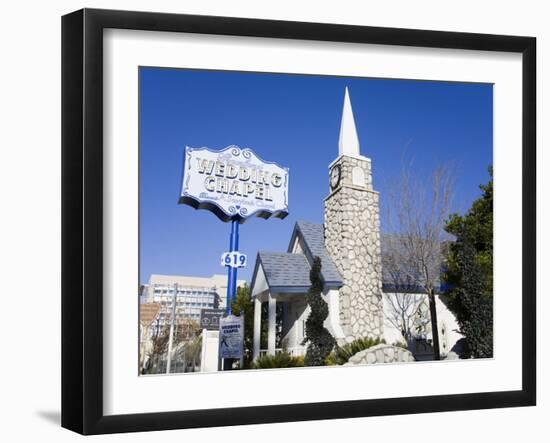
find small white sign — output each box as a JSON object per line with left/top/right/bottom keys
{"left": 219, "top": 315, "right": 244, "bottom": 359}
{"left": 179, "top": 145, "right": 289, "bottom": 222}
{"left": 220, "top": 251, "right": 247, "bottom": 268}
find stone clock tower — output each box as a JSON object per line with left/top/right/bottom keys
{"left": 324, "top": 87, "right": 384, "bottom": 342}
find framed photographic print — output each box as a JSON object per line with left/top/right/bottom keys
{"left": 61, "top": 8, "right": 536, "bottom": 435}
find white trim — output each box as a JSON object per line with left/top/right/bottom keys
{"left": 251, "top": 263, "right": 269, "bottom": 298}
{"left": 324, "top": 288, "right": 346, "bottom": 339}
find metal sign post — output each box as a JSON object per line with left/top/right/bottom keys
{"left": 225, "top": 219, "right": 240, "bottom": 315}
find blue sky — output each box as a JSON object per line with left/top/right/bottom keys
{"left": 139, "top": 67, "right": 492, "bottom": 284}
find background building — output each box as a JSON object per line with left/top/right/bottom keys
{"left": 141, "top": 274, "right": 246, "bottom": 327}
{"left": 140, "top": 273, "right": 246, "bottom": 374}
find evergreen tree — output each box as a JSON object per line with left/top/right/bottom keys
{"left": 449, "top": 239, "right": 493, "bottom": 358}
{"left": 303, "top": 257, "right": 335, "bottom": 366}
{"left": 445, "top": 167, "right": 493, "bottom": 312}
{"left": 444, "top": 167, "right": 493, "bottom": 357}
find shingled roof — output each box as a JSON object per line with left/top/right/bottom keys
{"left": 249, "top": 222, "right": 447, "bottom": 296}
{"left": 287, "top": 221, "right": 343, "bottom": 286}
{"left": 254, "top": 252, "right": 312, "bottom": 292}
{"left": 250, "top": 221, "right": 343, "bottom": 294}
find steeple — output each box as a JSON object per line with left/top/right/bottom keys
{"left": 325, "top": 87, "right": 383, "bottom": 342}
{"left": 338, "top": 87, "right": 360, "bottom": 157}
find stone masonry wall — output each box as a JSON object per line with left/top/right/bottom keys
{"left": 344, "top": 344, "right": 415, "bottom": 365}
{"left": 325, "top": 155, "right": 384, "bottom": 343}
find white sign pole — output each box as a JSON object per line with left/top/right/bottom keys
{"left": 165, "top": 283, "right": 178, "bottom": 374}
{"left": 200, "top": 328, "right": 207, "bottom": 373}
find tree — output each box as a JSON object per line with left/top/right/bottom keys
{"left": 444, "top": 168, "right": 493, "bottom": 357}
{"left": 303, "top": 257, "right": 335, "bottom": 366}
{"left": 172, "top": 335, "right": 203, "bottom": 372}
{"left": 142, "top": 319, "right": 171, "bottom": 374}
{"left": 175, "top": 317, "right": 200, "bottom": 342}
{"left": 383, "top": 162, "right": 455, "bottom": 360}
{"left": 382, "top": 236, "right": 431, "bottom": 341}
{"left": 230, "top": 284, "right": 254, "bottom": 368}
{"left": 142, "top": 315, "right": 201, "bottom": 374}
{"left": 446, "top": 239, "right": 493, "bottom": 357}
{"left": 171, "top": 318, "right": 201, "bottom": 372}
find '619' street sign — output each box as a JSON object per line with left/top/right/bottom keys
{"left": 221, "top": 251, "right": 247, "bottom": 268}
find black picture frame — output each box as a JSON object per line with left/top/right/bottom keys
{"left": 61, "top": 8, "right": 536, "bottom": 435}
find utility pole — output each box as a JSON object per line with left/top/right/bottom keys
{"left": 166, "top": 283, "right": 178, "bottom": 374}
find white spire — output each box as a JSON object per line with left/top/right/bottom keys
{"left": 338, "top": 87, "right": 360, "bottom": 157}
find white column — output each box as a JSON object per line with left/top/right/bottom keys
{"left": 253, "top": 297, "right": 262, "bottom": 361}
{"left": 267, "top": 292, "right": 276, "bottom": 356}
{"left": 200, "top": 328, "right": 207, "bottom": 372}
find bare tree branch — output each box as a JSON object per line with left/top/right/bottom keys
{"left": 382, "top": 158, "right": 456, "bottom": 359}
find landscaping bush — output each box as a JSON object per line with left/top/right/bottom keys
{"left": 251, "top": 352, "right": 305, "bottom": 369}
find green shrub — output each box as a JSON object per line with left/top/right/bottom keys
{"left": 293, "top": 355, "right": 305, "bottom": 367}
{"left": 251, "top": 352, "right": 305, "bottom": 369}
{"left": 325, "top": 352, "right": 339, "bottom": 366}
{"left": 330, "top": 337, "right": 386, "bottom": 365}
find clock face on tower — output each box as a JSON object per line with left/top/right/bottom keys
{"left": 330, "top": 164, "right": 341, "bottom": 190}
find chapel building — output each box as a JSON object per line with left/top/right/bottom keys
{"left": 249, "top": 88, "right": 462, "bottom": 361}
